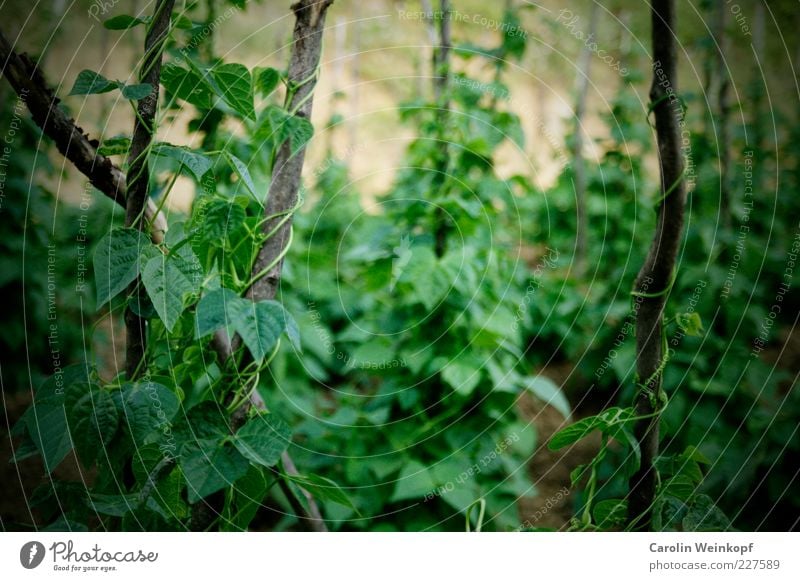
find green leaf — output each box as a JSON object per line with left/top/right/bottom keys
{"left": 196, "top": 291, "right": 300, "bottom": 354}
{"left": 172, "top": 241, "right": 202, "bottom": 280}
{"left": 173, "top": 401, "right": 230, "bottom": 449}
{"left": 549, "top": 417, "right": 598, "bottom": 451}
{"left": 131, "top": 445, "right": 188, "bottom": 519}
{"left": 441, "top": 356, "right": 482, "bottom": 396}
{"left": 128, "top": 288, "right": 157, "bottom": 319}
{"left": 495, "top": 111, "right": 525, "bottom": 149}
{"left": 227, "top": 299, "right": 288, "bottom": 363}
{"left": 570, "top": 463, "right": 589, "bottom": 487}
{"left": 26, "top": 400, "right": 71, "bottom": 473}
{"left": 65, "top": 385, "right": 119, "bottom": 466}
{"left": 69, "top": 69, "right": 119, "bottom": 96}
{"left": 153, "top": 143, "right": 213, "bottom": 181}
{"left": 223, "top": 151, "right": 258, "bottom": 197}
{"left": 93, "top": 228, "right": 152, "bottom": 307}
{"left": 662, "top": 475, "right": 697, "bottom": 502}
{"left": 676, "top": 312, "right": 704, "bottom": 337}
{"left": 121, "top": 83, "right": 153, "bottom": 100}
{"left": 233, "top": 415, "right": 291, "bottom": 468}
{"left": 161, "top": 63, "right": 213, "bottom": 109}
{"left": 172, "top": 13, "right": 193, "bottom": 29}
{"left": 11, "top": 433, "right": 39, "bottom": 463}
{"left": 118, "top": 381, "right": 180, "bottom": 445}
{"left": 682, "top": 445, "right": 711, "bottom": 465}
{"left": 266, "top": 106, "right": 314, "bottom": 157}
{"left": 88, "top": 493, "right": 137, "bottom": 517}
{"left": 593, "top": 499, "right": 628, "bottom": 530}
{"left": 347, "top": 339, "right": 394, "bottom": 370}
{"left": 181, "top": 439, "right": 249, "bottom": 503}
{"left": 141, "top": 254, "right": 197, "bottom": 332}
{"left": 104, "top": 15, "right": 148, "bottom": 30}
{"left": 211, "top": 63, "right": 255, "bottom": 120}
{"left": 285, "top": 473, "right": 358, "bottom": 512}
{"left": 255, "top": 67, "right": 281, "bottom": 96}
{"left": 40, "top": 365, "right": 92, "bottom": 399}
{"left": 390, "top": 461, "right": 436, "bottom": 502}
{"left": 287, "top": 116, "right": 314, "bottom": 157}
{"left": 548, "top": 407, "right": 633, "bottom": 451}
{"left": 97, "top": 135, "right": 131, "bottom": 156}
{"left": 399, "top": 246, "right": 450, "bottom": 310}
{"left": 19, "top": 366, "right": 93, "bottom": 472}
{"left": 225, "top": 465, "right": 269, "bottom": 531}
{"left": 655, "top": 448, "right": 705, "bottom": 484}
{"left": 682, "top": 495, "right": 731, "bottom": 531}
{"left": 520, "top": 376, "right": 571, "bottom": 419}
{"left": 284, "top": 310, "right": 302, "bottom": 352}
{"left": 654, "top": 496, "right": 688, "bottom": 531}
{"left": 41, "top": 517, "right": 88, "bottom": 532}
{"left": 203, "top": 199, "right": 247, "bottom": 240}
{"left": 195, "top": 287, "right": 239, "bottom": 338}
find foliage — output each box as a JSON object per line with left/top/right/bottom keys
{"left": 541, "top": 36, "right": 800, "bottom": 531}
{"left": 5, "top": 1, "right": 799, "bottom": 533}
{"left": 0, "top": 95, "right": 116, "bottom": 391}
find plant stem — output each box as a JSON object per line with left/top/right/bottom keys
{"left": 432, "top": 0, "right": 451, "bottom": 258}
{"left": 0, "top": 30, "right": 167, "bottom": 242}
{"left": 627, "top": 0, "right": 687, "bottom": 530}
{"left": 192, "top": 0, "right": 336, "bottom": 534}
{"left": 124, "top": 0, "right": 175, "bottom": 380}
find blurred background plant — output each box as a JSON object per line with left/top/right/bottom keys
{"left": 1, "top": 0, "right": 798, "bottom": 531}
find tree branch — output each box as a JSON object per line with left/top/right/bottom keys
{"left": 239, "top": 0, "right": 334, "bottom": 533}
{"left": 0, "top": 29, "right": 166, "bottom": 242}
{"left": 191, "top": 0, "right": 335, "bottom": 533}
{"left": 247, "top": 0, "right": 334, "bottom": 303}
{"left": 124, "top": 0, "right": 175, "bottom": 380}
{"left": 628, "top": 0, "right": 687, "bottom": 530}
{"left": 432, "top": 0, "right": 451, "bottom": 258}
{"left": 3, "top": 2, "right": 331, "bottom": 532}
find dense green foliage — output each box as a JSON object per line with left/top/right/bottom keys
{"left": 3, "top": 1, "right": 798, "bottom": 532}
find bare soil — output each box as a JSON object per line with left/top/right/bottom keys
{"left": 517, "top": 365, "right": 602, "bottom": 531}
